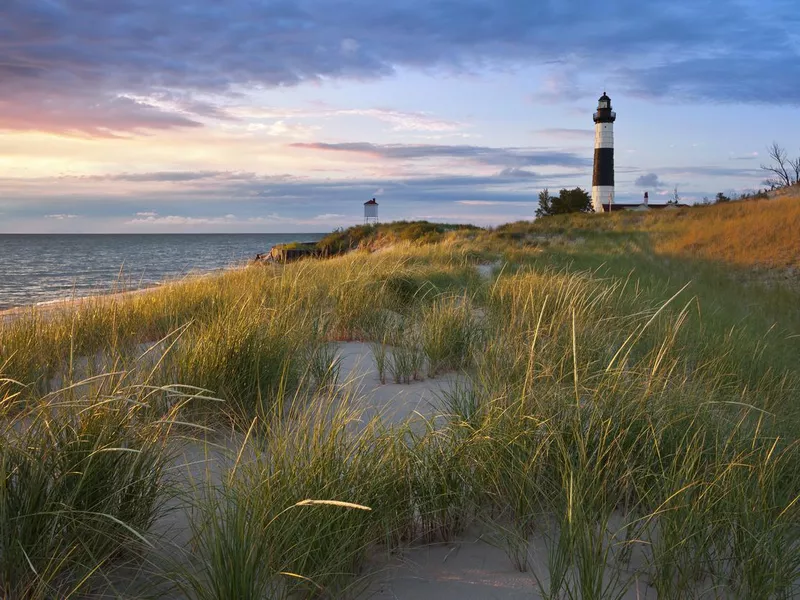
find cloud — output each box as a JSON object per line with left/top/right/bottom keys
{"left": 126, "top": 213, "right": 238, "bottom": 225}
{"left": 497, "top": 167, "right": 537, "bottom": 178}
{"left": 455, "top": 200, "right": 536, "bottom": 206}
{"left": 291, "top": 142, "right": 588, "bottom": 168}
{"left": 0, "top": 94, "right": 203, "bottom": 138}
{"left": 1, "top": 167, "right": 559, "bottom": 229}
{"left": 621, "top": 54, "right": 800, "bottom": 106}
{"left": 534, "top": 69, "right": 593, "bottom": 104}
{"left": 536, "top": 128, "right": 594, "bottom": 140}
{"left": 659, "top": 166, "right": 764, "bottom": 178}
{"left": 98, "top": 171, "right": 233, "bottom": 183}
{"left": 44, "top": 213, "right": 77, "bottom": 219}
{"left": 634, "top": 173, "right": 665, "bottom": 188}
{"left": 231, "top": 106, "right": 465, "bottom": 133}
{"left": 338, "top": 109, "right": 463, "bottom": 132}
{"left": 79, "top": 171, "right": 261, "bottom": 183}
{"left": 1, "top": 0, "right": 796, "bottom": 137}
{"left": 144, "top": 92, "right": 237, "bottom": 121}
{"left": 246, "top": 120, "right": 320, "bottom": 138}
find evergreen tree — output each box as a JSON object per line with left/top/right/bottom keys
{"left": 534, "top": 188, "right": 553, "bottom": 218}
{"left": 535, "top": 187, "right": 593, "bottom": 217}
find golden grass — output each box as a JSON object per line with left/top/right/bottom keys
{"left": 503, "top": 188, "right": 800, "bottom": 271}
{"left": 655, "top": 191, "right": 800, "bottom": 269}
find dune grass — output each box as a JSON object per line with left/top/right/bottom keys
{"left": 171, "top": 389, "right": 415, "bottom": 600}
{"left": 654, "top": 192, "right": 800, "bottom": 268}
{"left": 0, "top": 378, "right": 187, "bottom": 598}
{"left": 0, "top": 218, "right": 798, "bottom": 597}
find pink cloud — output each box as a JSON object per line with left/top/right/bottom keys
{"left": 0, "top": 94, "right": 202, "bottom": 138}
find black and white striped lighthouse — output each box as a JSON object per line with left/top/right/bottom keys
{"left": 591, "top": 92, "right": 616, "bottom": 212}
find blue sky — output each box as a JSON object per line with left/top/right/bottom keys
{"left": 0, "top": 0, "right": 798, "bottom": 232}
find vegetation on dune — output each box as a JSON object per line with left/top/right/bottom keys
{"left": 278, "top": 241, "right": 317, "bottom": 251}
{"left": 0, "top": 381, "right": 185, "bottom": 598}
{"left": 315, "top": 220, "right": 480, "bottom": 256}
{"left": 497, "top": 187, "right": 800, "bottom": 270}
{"left": 656, "top": 190, "right": 800, "bottom": 268}
{"left": 0, "top": 209, "right": 799, "bottom": 597}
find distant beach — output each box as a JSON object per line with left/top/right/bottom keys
{"left": 0, "top": 233, "right": 323, "bottom": 311}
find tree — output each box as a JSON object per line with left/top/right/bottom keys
{"left": 760, "top": 142, "right": 800, "bottom": 189}
{"left": 535, "top": 187, "right": 593, "bottom": 217}
{"left": 715, "top": 192, "right": 731, "bottom": 204}
{"left": 554, "top": 187, "right": 593, "bottom": 214}
{"left": 534, "top": 188, "right": 553, "bottom": 218}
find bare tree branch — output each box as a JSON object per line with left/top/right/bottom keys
{"left": 761, "top": 142, "right": 800, "bottom": 188}
{"left": 791, "top": 155, "right": 800, "bottom": 186}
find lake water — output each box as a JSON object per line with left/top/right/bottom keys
{"left": 0, "top": 234, "right": 324, "bottom": 310}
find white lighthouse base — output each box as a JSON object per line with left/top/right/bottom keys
{"left": 591, "top": 186, "right": 614, "bottom": 213}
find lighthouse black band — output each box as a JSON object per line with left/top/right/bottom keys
{"left": 592, "top": 148, "right": 615, "bottom": 187}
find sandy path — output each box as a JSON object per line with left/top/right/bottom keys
{"left": 359, "top": 524, "right": 661, "bottom": 600}
{"left": 362, "top": 531, "right": 542, "bottom": 600}
{"left": 361, "top": 540, "right": 659, "bottom": 600}
{"left": 336, "top": 341, "right": 461, "bottom": 429}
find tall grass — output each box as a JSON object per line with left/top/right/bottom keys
{"left": 455, "top": 263, "right": 799, "bottom": 597}
{"left": 170, "top": 303, "right": 305, "bottom": 423}
{"left": 368, "top": 338, "right": 389, "bottom": 385}
{"left": 0, "top": 379, "right": 182, "bottom": 598}
{"left": 173, "top": 393, "right": 411, "bottom": 599}
{"left": 420, "top": 293, "right": 477, "bottom": 377}
{"left": 387, "top": 331, "right": 425, "bottom": 384}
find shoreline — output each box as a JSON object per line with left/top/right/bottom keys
{"left": 0, "top": 285, "right": 160, "bottom": 322}
{"left": 0, "top": 233, "right": 325, "bottom": 321}
{"left": 0, "top": 262, "right": 256, "bottom": 323}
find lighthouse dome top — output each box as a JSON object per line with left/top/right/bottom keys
{"left": 593, "top": 92, "right": 616, "bottom": 123}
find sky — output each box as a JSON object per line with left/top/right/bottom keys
{"left": 1, "top": 0, "right": 798, "bottom": 233}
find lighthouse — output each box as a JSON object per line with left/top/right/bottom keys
{"left": 364, "top": 198, "right": 379, "bottom": 224}
{"left": 591, "top": 92, "right": 616, "bottom": 213}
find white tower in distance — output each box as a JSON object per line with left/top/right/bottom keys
{"left": 364, "top": 198, "right": 379, "bottom": 224}
{"left": 591, "top": 92, "right": 616, "bottom": 213}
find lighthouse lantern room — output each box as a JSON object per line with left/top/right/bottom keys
{"left": 591, "top": 92, "right": 616, "bottom": 213}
